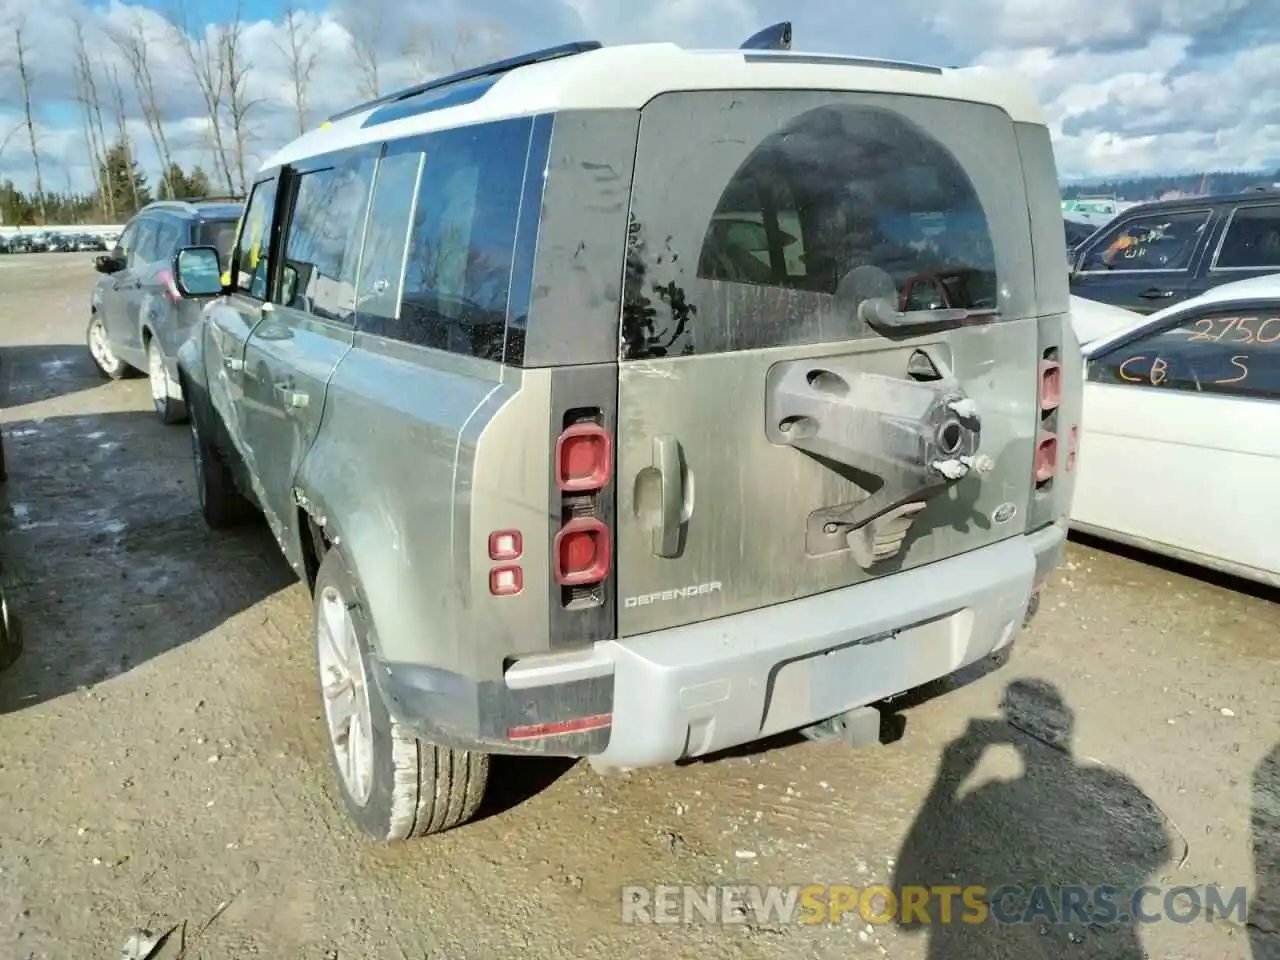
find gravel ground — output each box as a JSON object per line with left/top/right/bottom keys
{"left": 0, "top": 252, "right": 1276, "bottom": 960}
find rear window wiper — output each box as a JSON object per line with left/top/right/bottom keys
{"left": 859, "top": 297, "right": 1002, "bottom": 330}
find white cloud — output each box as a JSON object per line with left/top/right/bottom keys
{"left": 0, "top": 0, "right": 1277, "bottom": 199}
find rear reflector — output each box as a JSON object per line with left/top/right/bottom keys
{"left": 554, "top": 517, "right": 610, "bottom": 585}
{"left": 1039, "top": 359, "right": 1062, "bottom": 410}
{"left": 556, "top": 422, "right": 612, "bottom": 492}
{"left": 507, "top": 712, "right": 612, "bottom": 740}
{"left": 489, "top": 566, "right": 523, "bottom": 596}
{"left": 1034, "top": 432, "right": 1058, "bottom": 482}
{"left": 488, "top": 530, "right": 523, "bottom": 561}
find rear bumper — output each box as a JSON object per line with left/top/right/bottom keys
{"left": 377, "top": 524, "right": 1065, "bottom": 766}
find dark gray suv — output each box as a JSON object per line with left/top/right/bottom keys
{"left": 88, "top": 198, "right": 242, "bottom": 423}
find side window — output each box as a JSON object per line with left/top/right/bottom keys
{"left": 1212, "top": 204, "right": 1280, "bottom": 271}
{"left": 128, "top": 217, "right": 158, "bottom": 267}
{"left": 1079, "top": 210, "right": 1211, "bottom": 272}
{"left": 232, "top": 178, "right": 280, "bottom": 300}
{"left": 1088, "top": 307, "right": 1280, "bottom": 400}
{"left": 353, "top": 152, "right": 424, "bottom": 335}
{"left": 114, "top": 220, "right": 139, "bottom": 260}
{"left": 275, "top": 154, "right": 376, "bottom": 325}
{"left": 396, "top": 118, "right": 531, "bottom": 359}
{"left": 135, "top": 217, "right": 181, "bottom": 267}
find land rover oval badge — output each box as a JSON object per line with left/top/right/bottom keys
{"left": 992, "top": 502, "right": 1017, "bottom": 524}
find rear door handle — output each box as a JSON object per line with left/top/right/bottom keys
{"left": 1140, "top": 288, "right": 1175, "bottom": 299}
{"left": 223, "top": 356, "right": 244, "bottom": 372}
{"left": 651, "top": 435, "right": 684, "bottom": 558}
{"left": 275, "top": 383, "right": 310, "bottom": 409}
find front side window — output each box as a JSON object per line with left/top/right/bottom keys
{"left": 233, "top": 178, "right": 279, "bottom": 300}
{"left": 1212, "top": 204, "right": 1280, "bottom": 271}
{"left": 395, "top": 117, "right": 532, "bottom": 359}
{"left": 622, "top": 91, "right": 1026, "bottom": 360}
{"left": 275, "top": 155, "right": 376, "bottom": 325}
{"left": 1079, "top": 210, "right": 1211, "bottom": 273}
{"left": 129, "top": 217, "right": 158, "bottom": 267}
{"left": 1088, "top": 306, "right": 1280, "bottom": 400}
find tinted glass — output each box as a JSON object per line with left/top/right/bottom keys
{"left": 354, "top": 152, "right": 424, "bottom": 333}
{"left": 115, "top": 220, "right": 138, "bottom": 259}
{"left": 623, "top": 91, "right": 1028, "bottom": 360}
{"left": 1079, "top": 210, "right": 1210, "bottom": 272}
{"left": 275, "top": 156, "right": 375, "bottom": 325}
{"left": 129, "top": 218, "right": 158, "bottom": 267}
{"left": 1088, "top": 307, "right": 1280, "bottom": 400}
{"left": 197, "top": 219, "right": 240, "bottom": 270}
{"left": 151, "top": 218, "right": 184, "bottom": 262}
{"left": 233, "top": 178, "right": 279, "bottom": 300}
{"left": 1214, "top": 204, "right": 1280, "bottom": 270}
{"left": 395, "top": 117, "right": 532, "bottom": 360}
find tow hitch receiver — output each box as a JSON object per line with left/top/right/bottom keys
{"left": 765, "top": 356, "right": 990, "bottom": 569}
{"left": 799, "top": 705, "right": 884, "bottom": 748}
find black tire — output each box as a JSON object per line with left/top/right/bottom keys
{"left": 188, "top": 405, "right": 251, "bottom": 529}
{"left": 86, "top": 313, "right": 131, "bottom": 380}
{"left": 146, "top": 338, "right": 187, "bottom": 425}
{"left": 313, "top": 547, "right": 489, "bottom": 841}
{"left": 0, "top": 587, "right": 20, "bottom": 673}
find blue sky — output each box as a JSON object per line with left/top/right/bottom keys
{"left": 2, "top": 0, "right": 1278, "bottom": 198}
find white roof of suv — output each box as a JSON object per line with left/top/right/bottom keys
{"left": 266, "top": 43, "right": 1047, "bottom": 169}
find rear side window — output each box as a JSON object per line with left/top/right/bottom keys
{"left": 623, "top": 91, "right": 1032, "bottom": 360}
{"left": 353, "top": 152, "right": 425, "bottom": 334}
{"left": 1078, "top": 210, "right": 1211, "bottom": 273}
{"left": 197, "top": 219, "right": 239, "bottom": 270}
{"left": 275, "top": 154, "right": 376, "bottom": 325}
{"left": 391, "top": 117, "right": 531, "bottom": 360}
{"left": 1212, "top": 204, "right": 1280, "bottom": 270}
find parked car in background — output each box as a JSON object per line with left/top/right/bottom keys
{"left": 169, "top": 33, "right": 1080, "bottom": 842}
{"left": 1069, "top": 295, "right": 1142, "bottom": 347}
{"left": 88, "top": 197, "right": 243, "bottom": 423}
{"left": 1070, "top": 186, "right": 1280, "bottom": 314}
{"left": 1072, "top": 273, "right": 1280, "bottom": 587}
{"left": 1063, "top": 217, "right": 1096, "bottom": 256}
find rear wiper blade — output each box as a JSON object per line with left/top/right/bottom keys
{"left": 859, "top": 297, "right": 1002, "bottom": 330}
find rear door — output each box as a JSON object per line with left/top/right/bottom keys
{"left": 1070, "top": 207, "right": 1215, "bottom": 313}
{"left": 615, "top": 90, "right": 1047, "bottom": 636}
{"left": 1076, "top": 302, "right": 1280, "bottom": 579}
{"left": 240, "top": 149, "right": 376, "bottom": 540}
{"left": 102, "top": 215, "right": 155, "bottom": 350}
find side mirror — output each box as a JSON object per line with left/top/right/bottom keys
{"left": 280, "top": 264, "right": 299, "bottom": 306}
{"left": 94, "top": 254, "right": 123, "bottom": 274}
{"left": 172, "top": 245, "right": 225, "bottom": 298}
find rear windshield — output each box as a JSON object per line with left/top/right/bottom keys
{"left": 622, "top": 90, "right": 1037, "bottom": 359}
{"left": 196, "top": 218, "right": 239, "bottom": 270}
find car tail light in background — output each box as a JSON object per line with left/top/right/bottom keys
{"left": 554, "top": 517, "right": 611, "bottom": 586}
{"left": 556, "top": 422, "right": 611, "bottom": 492}
{"left": 157, "top": 269, "right": 182, "bottom": 304}
{"left": 1034, "top": 431, "right": 1058, "bottom": 483}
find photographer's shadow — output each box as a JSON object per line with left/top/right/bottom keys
{"left": 891, "top": 679, "right": 1173, "bottom": 959}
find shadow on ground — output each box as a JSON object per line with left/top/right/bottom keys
{"left": 0, "top": 407, "right": 296, "bottom": 714}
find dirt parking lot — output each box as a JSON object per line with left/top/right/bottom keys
{"left": 0, "top": 252, "right": 1276, "bottom": 959}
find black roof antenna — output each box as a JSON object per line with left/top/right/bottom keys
{"left": 740, "top": 22, "right": 792, "bottom": 51}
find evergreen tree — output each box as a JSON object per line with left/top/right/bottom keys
{"left": 99, "top": 141, "right": 151, "bottom": 217}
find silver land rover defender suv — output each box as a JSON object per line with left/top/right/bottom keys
{"left": 170, "top": 26, "right": 1082, "bottom": 842}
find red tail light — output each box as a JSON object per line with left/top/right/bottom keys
{"left": 488, "top": 530, "right": 522, "bottom": 561}
{"left": 556, "top": 422, "right": 611, "bottom": 492}
{"left": 1034, "top": 432, "right": 1058, "bottom": 482}
{"left": 1039, "top": 359, "right": 1062, "bottom": 411}
{"left": 1066, "top": 425, "right": 1079, "bottom": 472}
{"left": 157, "top": 269, "right": 182, "bottom": 304}
{"left": 489, "top": 566, "right": 523, "bottom": 596}
{"left": 554, "top": 517, "right": 610, "bottom": 586}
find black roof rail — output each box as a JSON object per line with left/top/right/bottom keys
{"left": 740, "top": 21, "right": 792, "bottom": 51}
{"left": 326, "top": 40, "right": 604, "bottom": 124}
{"left": 187, "top": 195, "right": 245, "bottom": 205}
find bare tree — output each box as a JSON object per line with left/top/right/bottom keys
{"left": 167, "top": 2, "right": 236, "bottom": 193}
{"left": 400, "top": 18, "right": 505, "bottom": 80}
{"left": 276, "top": 2, "right": 321, "bottom": 135}
{"left": 107, "top": 65, "right": 143, "bottom": 213}
{"left": 6, "top": 21, "right": 48, "bottom": 223}
{"left": 70, "top": 14, "right": 115, "bottom": 220}
{"left": 108, "top": 12, "right": 177, "bottom": 198}
{"left": 348, "top": 8, "right": 386, "bottom": 99}
{"left": 219, "top": 2, "right": 263, "bottom": 193}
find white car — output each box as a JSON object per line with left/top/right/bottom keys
{"left": 1071, "top": 274, "right": 1280, "bottom": 587}
{"left": 1070, "top": 295, "right": 1143, "bottom": 347}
